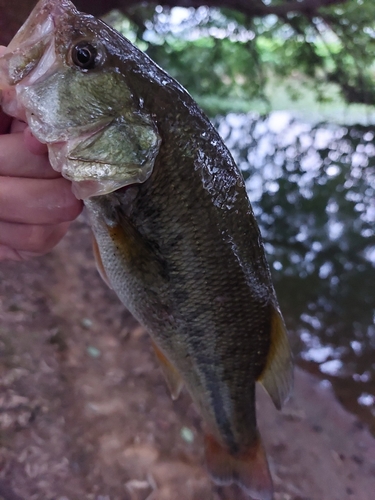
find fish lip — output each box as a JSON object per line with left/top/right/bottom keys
{"left": 7, "top": 0, "right": 79, "bottom": 50}
{"left": 0, "top": 5, "right": 55, "bottom": 89}
{"left": 70, "top": 179, "right": 132, "bottom": 200}
{"left": 0, "top": 0, "right": 78, "bottom": 90}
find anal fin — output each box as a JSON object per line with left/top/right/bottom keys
{"left": 204, "top": 432, "right": 273, "bottom": 500}
{"left": 258, "top": 306, "right": 293, "bottom": 410}
{"left": 151, "top": 340, "right": 184, "bottom": 400}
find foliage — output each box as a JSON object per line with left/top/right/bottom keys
{"left": 106, "top": 0, "right": 375, "bottom": 116}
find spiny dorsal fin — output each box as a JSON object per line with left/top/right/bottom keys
{"left": 258, "top": 306, "right": 293, "bottom": 410}
{"left": 151, "top": 340, "right": 184, "bottom": 400}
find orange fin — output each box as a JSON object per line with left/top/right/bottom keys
{"left": 92, "top": 232, "right": 113, "bottom": 289}
{"left": 258, "top": 306, "right": 293, "bottom": 410}
{"left": 151, "top": 340, "right": 184, "bottom": 400}
{"left": 107, "top": 209, "right": 169, "bottom": 284}
{"left": 204, "top": 433, "right": 273, "bottom": 500}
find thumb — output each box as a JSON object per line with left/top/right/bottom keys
{"left": 24, "top": 126, "right": 48, "bottom": 156}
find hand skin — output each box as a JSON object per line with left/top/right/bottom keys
{"left": 0, "top": 47, "right": 83, "bottom": 261}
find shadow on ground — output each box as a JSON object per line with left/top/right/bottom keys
{"left": 0, "top": 218, "right": 374, "bottom": 500}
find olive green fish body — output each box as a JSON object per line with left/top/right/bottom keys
{"left": 87, "top": 94, "right": 275, "bottom": 452}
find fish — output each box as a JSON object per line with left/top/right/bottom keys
{"left": 0, "top": 1, "right": 293, "bottom": 498}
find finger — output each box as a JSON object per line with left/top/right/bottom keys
{"left": 0, "top": 220, "right": 70, "bottom": 254}
{"left": 24, "top": 127, "right": 48, "bottom": 155}
{"left": 0, "top": 244, "right": 24, "bottom": 262}
{"left": 10, "top": 119, "right": 27, "bottom": 133}
{"left": 0, "top": 176, "right": 83, "bottom": 225}
{"left": 0, "top": 244, "right": 53, "bottom": 262}
{"left": 0, "top": 132, "right": 59, "bottom": 178}
{"left": 0, "top": 244, "right": 49, "bottom": 262}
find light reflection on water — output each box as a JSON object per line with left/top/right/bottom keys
{"left": 216, "top": 111, "right": 375, "bottom": 431}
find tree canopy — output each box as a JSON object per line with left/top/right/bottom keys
{"left": 118, "top": 0, "right": 375, "bottom": 113}
{"left": 1, "top": 0, "right": 374, "bottom": 113}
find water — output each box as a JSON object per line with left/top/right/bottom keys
{"left": 216, "top": 111, "right": 375, "bottom": 432}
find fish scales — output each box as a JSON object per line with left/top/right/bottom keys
{"left": 0, "top": 1, "right": 293, "bottom": 498}
{"left": 88, "top": 101, "right": 273, "bottom": 446}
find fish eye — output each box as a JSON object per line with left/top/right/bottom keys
{"left": 71, "top": 42, "right": 98, "bottom": 70}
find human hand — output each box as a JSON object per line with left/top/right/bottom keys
{"left": 0, "top": 108, "right": 83, "bottom": 261}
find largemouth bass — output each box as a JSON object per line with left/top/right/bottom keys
{"left": 0, "top": 1, "right": 293, "bottom": 498}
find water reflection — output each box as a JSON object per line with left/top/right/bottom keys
{"left": 216, "top": 112, "right": 375, "bottom": 429}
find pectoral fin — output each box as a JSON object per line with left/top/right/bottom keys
{"left": 92, "top": 232, "right": 112, "bottom": 289}
{"left": 103, "top": 207, "right": 169, "bottom": 286}
{"left": 151, "top": 340, "right": 184, "bottom": 400}
{"left": 258, "top": 306, "right": 293, "bottom": 410}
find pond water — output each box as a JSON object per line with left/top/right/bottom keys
{"left": 216, "top": 111, "right": 375, "bottom": 433}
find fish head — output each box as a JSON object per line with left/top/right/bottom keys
{"left": 0, "top": 0, "right": 160, "bottom": 198}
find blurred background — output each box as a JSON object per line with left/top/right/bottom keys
{"left": 0, "top": 1, "right": 374, "bottom": 499}
{"left": 101, "top": 0, "right": 375, "bottom": 434}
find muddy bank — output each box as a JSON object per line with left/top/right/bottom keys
{"left": 0, "top": 218, "right": 374, "bottom": 500}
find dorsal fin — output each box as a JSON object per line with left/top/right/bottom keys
{"left": 258, "top": 306, "right": 293, "bottom": 410}
{"left": 151, "top": 340, "right": 184, "bottom": 400}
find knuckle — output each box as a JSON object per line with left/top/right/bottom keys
{"left": 52, "top": 180, "right": 83, "bottom": 223}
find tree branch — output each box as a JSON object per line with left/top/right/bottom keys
{"left": 0, "top": 0, "right": 351, "bottom": 46}
{"left": 147, "top": 0, "right": 348, "bottom": 19}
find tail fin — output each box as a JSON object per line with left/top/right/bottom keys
{"left": 204, "top": 432, "right": 273, "bottom": 500}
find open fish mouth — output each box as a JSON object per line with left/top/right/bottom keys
{"left": 0, "top": 0, "right": 161, "bottom": 200}
{"left": 0, "top": 0, "right": 73, "bottom": 158}
{"left": 0, "top": 0, "right": 76, "bottom": 89}
{"left": 0, "top": 0, "right": 118, "bottom": 199}
{"left": 0, "top": 0, "right": 80, "bottom": 133}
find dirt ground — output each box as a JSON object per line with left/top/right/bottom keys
{"left": 0, "top": 216, "right": 374, "bottom": 500}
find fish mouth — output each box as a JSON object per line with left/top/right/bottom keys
{"left": 0, "top": 1, "right": 72, "bottom": 87}
{"left": 0, "top": 0, "right": 78, "bottom": 118}
{"left": 6, "top": 0, "right": 78, "bottom": 53}
{"left": 0, "top": 0, "right": 114, "bottom": 200}
{"left": 1, "top": 0, "right": 157, "bottom": 201}
{"left": 70, "top": 179, "right": 134, "bottom": 199}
